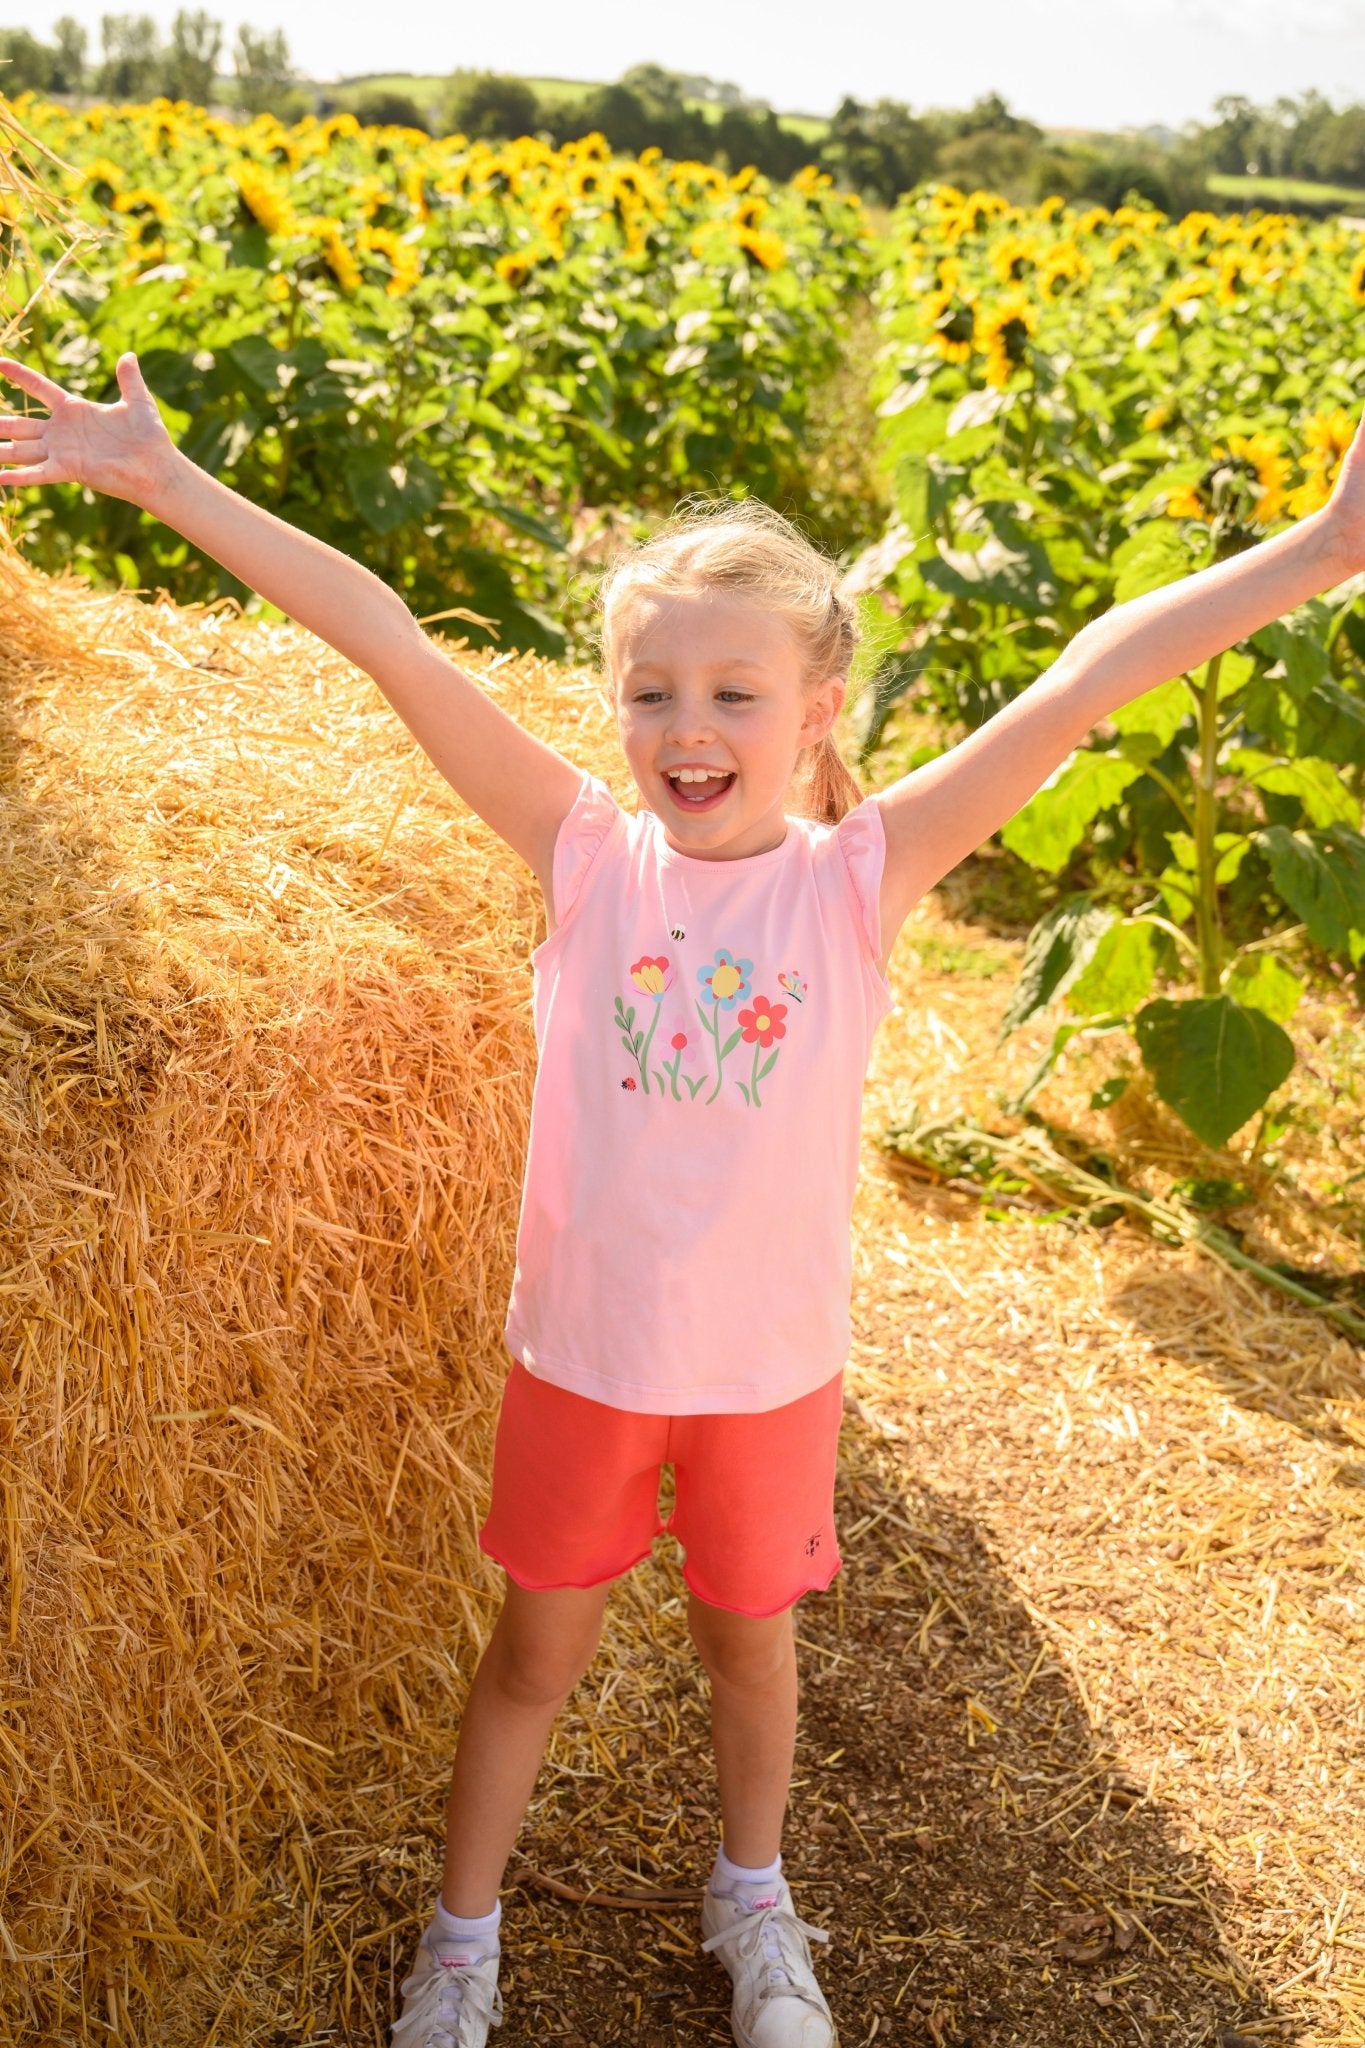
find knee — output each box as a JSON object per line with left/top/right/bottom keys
{"left": 488, "top": 1615, "right": 601, "bottom": 1711}
{"left": 688, "top": 1598, "right": 793, "bottom": 1690}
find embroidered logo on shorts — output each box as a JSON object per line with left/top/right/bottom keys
{"left": 804, "top": 1532, "right": 821, "bottom": 1557}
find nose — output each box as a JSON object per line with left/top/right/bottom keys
{"left": 664, "top": 697, "right": 718, "bottom": 746}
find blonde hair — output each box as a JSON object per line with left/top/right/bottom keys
{"left": 597, "top": 497, "right": 866, "bottom": 826}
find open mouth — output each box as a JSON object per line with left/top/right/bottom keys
{"left": 664, "top": 770, "right": 736, "bottom": 812}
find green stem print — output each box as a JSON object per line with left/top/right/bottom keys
{"left": 697, "top": 998, "right": 742, "bottom": 1104}
{"left": 660, "top": 1044, "right": 706, "bottom": 1100}
{"left": 736, "top": 1037, "right": 782, "bottom": 1107}
{"left": 614, "top": 996, "right": 662, "bottom": 1093}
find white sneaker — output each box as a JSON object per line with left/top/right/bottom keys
{"left": 701, "top": 1872, "right": 839, "bottom": 2047}
{"left": 390, "top": 1932, "right": 504, "bottom": 2048}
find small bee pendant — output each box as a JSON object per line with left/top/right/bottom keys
{"left": 670, "top": 925, "right": 686, "bottom": 942}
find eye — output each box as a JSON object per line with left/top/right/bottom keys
{"left": 718, "top": 690, "right": 753, "bottom": 703}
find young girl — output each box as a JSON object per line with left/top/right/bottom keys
{"left": 2, "top": 350, "right": 1362, "bottom": 2048}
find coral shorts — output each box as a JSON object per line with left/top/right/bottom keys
{"left": 478, "top": 1359, "right": 845, "bottom": 1618}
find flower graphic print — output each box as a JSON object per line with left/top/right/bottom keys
{"left": 614, "top": 954, "right": 674, "bottom": 1092}
{"left": 696, "top": 948, "right": 752, "bottom": 1009}
{"left": 611, "top": 948, "right": 802, "bottom": 1108}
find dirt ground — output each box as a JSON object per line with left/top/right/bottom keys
{"left": 215, "top": 890, "right": 1363, "bottom": 2048}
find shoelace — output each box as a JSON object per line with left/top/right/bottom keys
{"left": 391, "top": 1944, "right": 504, "bottom": 2046}
{"left": 702, "top": 1896, "right": 832, "bottom": 2006}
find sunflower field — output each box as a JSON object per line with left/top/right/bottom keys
{"left": 2, "top": 97, "right": 1364, "bottom": 1145}
{"left": 850, "top": 183, "right": 1365, "bottom": 1145}
{"left": 0, "top": 93, "right": 872, "bottom": 647}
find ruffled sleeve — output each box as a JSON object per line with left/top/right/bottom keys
{"left": 834, "top": 796, "right": 890, "bottom": 975}
{"left": 550, "top": 771, "right": 624, "bottom": 932}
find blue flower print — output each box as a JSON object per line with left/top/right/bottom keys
{"left": 696, "top": 948, "right": 753, "bottom": 1010}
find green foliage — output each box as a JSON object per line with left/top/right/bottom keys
{"left": 4, "top": 105, "right": 873, "bottom": 657}
{"left": 855, "top": 188, "right": 1365, "bottom": 1147}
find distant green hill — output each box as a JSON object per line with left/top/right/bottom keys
{"left": 1206, "top": 170, "right": 1365, "bottom": 209}
{"left": 327, "top": 70, "right": 830, "bottom": 141}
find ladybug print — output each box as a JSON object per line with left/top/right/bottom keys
{"left": 621, "top": 1076, "right": 638, "bottom": 1091}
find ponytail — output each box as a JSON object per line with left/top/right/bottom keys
{"left": 791, "top": 730, "right": 865, "bottom": 827}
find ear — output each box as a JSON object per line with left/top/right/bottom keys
{"left": 800, "top": 674, "right": 845, "bottom": 747}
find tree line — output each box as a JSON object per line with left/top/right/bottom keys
{"left": 0, "top": 11, "right": 296, "bottom": 117}
{"left": 4, "top": 20, "right": 1365, "bottom": 213}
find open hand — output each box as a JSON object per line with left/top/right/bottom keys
{"left": 1318, "top": 406, "right": 1365, "bottom": 572}
{"left": 0, "top": 351, "right": 175, "bottom": 506}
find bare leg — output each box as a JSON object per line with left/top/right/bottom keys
{"left": 687, "top": 1593, "right": 799, "bottom": 1869}
{"left": 441, "top": 1575, "right": 612, "bottom": 1916}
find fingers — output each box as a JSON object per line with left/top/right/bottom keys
{"left": 0, "top": 436, "right": 48, "bottom": 466}
{"left": 0, "top": 460, "right": 61, "bottom": 488}
{"left": 0, "top": 357, "right": 66, "bottom": 408}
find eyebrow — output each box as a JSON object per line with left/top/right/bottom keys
{"left": 623, "top": 656, "right": 772, "bottom": 677}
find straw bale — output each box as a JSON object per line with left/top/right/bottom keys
{"left": 0, "top": 537, "right": 624, "bottom": 2036}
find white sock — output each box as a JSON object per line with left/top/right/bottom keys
{"left": 430, "top": 1896, "right": 501, "bottom": 1955}
{"left": 711, "top": 1844, "right": 783, "bottom": 1895}
{"left": 710, "top": 1846, "right": 791, "bottom": 1984}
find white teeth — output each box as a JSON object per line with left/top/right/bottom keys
{"left": 671, "top": 768, "right": 730, "bottom": 783}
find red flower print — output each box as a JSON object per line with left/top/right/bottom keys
{"left": 671, "top": 1031, "right": 688, "bottom": 1050}
{"left": 737, "top": 996, "right": 787, "bottom": 1049}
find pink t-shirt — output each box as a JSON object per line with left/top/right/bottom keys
{"left": 502, "top": 771, "right": 895, "bottom": 1415}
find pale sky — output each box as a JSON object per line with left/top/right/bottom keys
{"left": 8, "top": 0, "right": 1365, "bottom": 131}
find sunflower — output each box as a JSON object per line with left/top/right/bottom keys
{"left": 735, "top": 225, "right": 786, "bottom": 270}
{"left": 1072, "top": 205, "right": 1112, "bottom": 238}
{"left": 74, "top": 157, "right": 126, "bottom": 207}
{"left": 1350, "top": 247, "right": 1365, "bottom": 305}
{"left": 1159, "top": 270, "right": 1213, "bottom": 320}
{"left": 1169, "top": 210, "right": 1219, "bottom": 252}
{"left": 941, "top": 191, "right": 1004, "bottom": 242}
{"left": 980, "top": 291, "right": 1039, "bottom": 387}
{"left": 990, "top": 231, "right": 1039, "bottom": 285}
{"left": 403, "top": 165, "right": 430, "bottom": 223}
{"left": 1168, "top": 432, "right": 1288, "bottom": 527}
{"left": 495, "top": 249, "right": 535, "bottom": 289}
{"left": 113, "top": 186, "right": 173, "bottom": 226}
{"left": 357, "top": 224, "right": 422, "bottom": 297}
{"left": 1038, "top": 194, "right": 1067, "bottom": 222}
{"left": 233, "top": 163, "right": 296, "bottom": 238}
{"left": 298, "top": 215, "right": 361, "bottom": 294}
{"left": 1216, "top": 251, "right": 1257, "bottom": 304}
{"left": 671, "top": 160, "right": 728, "bottom": 200}
{"left": 1287, "top": 407, "right": 1355, "bottom": 518}
{"left": 792, "top": 163, "right": 832, "bottom": 197}
{"left": 531, "top": 191, "right": 572, "bottom": 258}
{"left": 568, "top": 161, "right": 605, "bottom": 202}
{"left": 1039, "top": 240, "right": 1090, "bottom": 297}
{"left": 923, "top": 285, "right": 977, "bottom": 364}
{"left": 733, "top": 193, "right": 768, "bottom": 231}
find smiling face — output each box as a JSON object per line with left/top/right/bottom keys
{"left": 612, "top": 586, "right": 844, "bottom": 860}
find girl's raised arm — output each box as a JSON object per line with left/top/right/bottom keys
{"left": 872, "top": 417, "right": 1365, "bottom": 941}
{"left": 0, "top": 351, "right": 583, "bottom": 895}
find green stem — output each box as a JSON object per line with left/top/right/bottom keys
{"left": 1192, "top": 650, "right": 1225, "bottom": 996}
{"left": 1141, "top": 761, "right": 1196, "bottom": 834}
{"left": 749, "top": 1037, "right": 762, "bottom": 1108}
{"left": 1018, "top": 373, "right": 1038, "bottom": 484}
{"left": 637, "top": 1004, "right": 661, "bottom": 1093}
